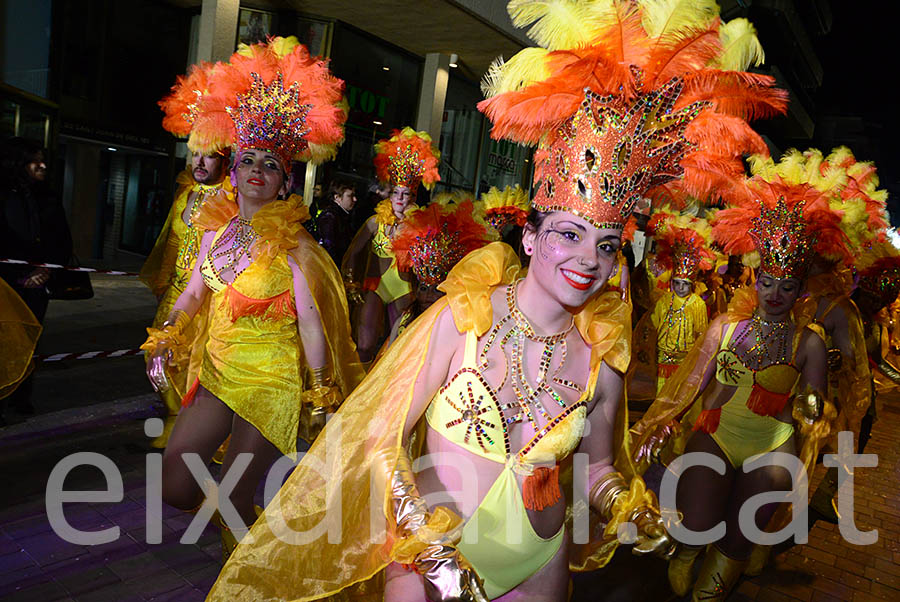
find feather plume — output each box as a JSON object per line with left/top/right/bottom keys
{"left": 639, "top": 0, "right": 719, "bottom": 40}
{"left": 508, "top": 0, "right": 613, "bottom": 50}
{"left": 713, "top": 18, "right": 764, "bottom": 70}
{"left": 480, "top": 48, "right": 551, "bottom": 97}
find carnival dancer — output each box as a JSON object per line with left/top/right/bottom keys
{"left": 206, "top": 1, "right": 786, "bottom": 600}
{"left": 646, "top": 209, "right": 715, "bottom": 392}
{"left": 633, "top": 179, "right": 848, "bottom": 600}
{"left": 142, "top": 37, "right": 363, "bottom": 559}
{"left": 477, "top": 184, "right": 531, "bottom": 249}
{"left": 141, "top": 64, "right": 236, "bottom": 447}
{"left": 385, "top": 200, "right": 491, "bottom": 345}
{"left": 342, "top": 127, "right": 440, "bottom": 363}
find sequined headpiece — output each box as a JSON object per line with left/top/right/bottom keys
{"left": 374, "top": 127, "right": 441, "bottom": 191}
{"left": 478, "top": 0, "right": 787, "bottom": 230}
{"left": 159, "top": 61, "right": 216, "bottom": 139}
{"left": 479, "top": 185, "right": 531, "bottom": 230}
{"left": 392, "top": 201, "right": 490, "bottom": 286}
{"left": 856, "top": 242, "right": 900, "bottom": 307}
{"left": 712, "top": 180, "right": 850, "bottom": 279}
{"left": 748, "top": 197, "right": 814, "bottom": 279}
{"left": 648, "top": 207, "right": 715, "bottom": 280}
{"left": 179, "top": 37, "right": 347, "bottom": 168}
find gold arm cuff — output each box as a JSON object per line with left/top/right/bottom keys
{"left": 589, "top": 471, "right": 628, "bottom": 520}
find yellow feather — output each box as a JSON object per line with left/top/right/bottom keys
{"left": 801, "top": 148, "right": 824, "bottom": 184}
{"left": 508, "top": 0, "right": 613, "bottom": 50}
{"left": 270, "top": 36, "right": 300, "bottom": 58}
{"left": 747, "top": 153, "right": 777, "bottom": 180}
{"left": 825, "top": 146, "right": 854, "bottom": 167}
{"left": 773, "top": 149, "right": 805, "bottom": 186}
{"left": 638, "top": 0, "right": 719, "bottom": 40}
{"left": 480, "top": 48, "right": 551, "bottom": 98}
{"left": 713, "top": 18, "right": 765, "bottom": 70}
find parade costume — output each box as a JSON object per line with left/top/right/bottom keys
{"left": 207, "top": 1, "right": 786, "bottom": 599}
{"left": 633, "top": 172, "right": 849, "bottom": 600}
{"left": 646, "top": 209, "right": 715, "bottom": 391}
{"left": 477, "top": 185, "right": 531, "bottom": 231}
{"left": 343, "top": 128, "right": 440, "bottom": 306}
{"left": 143, "top": 37, "right": 362, "bottom": 454}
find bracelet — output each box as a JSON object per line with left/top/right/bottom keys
{"left": 588, "top": 471, "right": 628, "bottom": 520}
{"left": 310, "top": 365, "right": 335, "bottom": 389}
{"left": 162, "top": 309, "right": 190, "bottom": 331}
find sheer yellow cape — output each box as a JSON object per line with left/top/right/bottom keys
{"left": 207, "top": 242, "right": 637, "bottom": 601}
{"left": 796, "top": 269, "right": 871, "bottom": 451}
{"left": 0, "top": 278, "right": 42, "bottom": 400}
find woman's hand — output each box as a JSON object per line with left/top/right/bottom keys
{"left": 146, "top": 341, "right": 175, "bottom": 393}
{"left": 634, "top": 419, "right": 681, "bottom": 465}
{"left": 22, "top": 267, "right": 50, "bottom": 288}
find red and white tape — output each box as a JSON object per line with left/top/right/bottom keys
{"left": 36, "top": 349, "right": 145, "bottom": 363}
{"left": 0, "top": 258, "right": 139, "bottom": 277}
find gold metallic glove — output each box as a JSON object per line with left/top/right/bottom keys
{"left": 590, "top": 471, "right": 677, "bottom": 560}
{"left": 301, "top": 365, "right": 343, "bottom": 413}
{"left": 792, "top": 387, "right": 824, "bottom": 426}
{"left": 342, "top": 268, "right": 364, "bottom": 305}
{"left": 634, "top": 419, "right": 681, "bottom": 465}
{"left": 141, "top": 310, "right": 190, "bottom": 393}
{"left": 390, "top": 450, "right": 488, "bottom": 602}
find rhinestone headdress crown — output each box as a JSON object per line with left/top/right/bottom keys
{"left": 748, "top": 197, "right": 814, "bottom": 279}
{"left": 533, "top": 80, "right": 707, "bottom": 229}
{"left": 226, "top": 72, "right": 311, "bottom": 168}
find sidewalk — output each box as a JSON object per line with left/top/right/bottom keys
{"left": 1, "top": 392, "right": 898, "bottom": 600}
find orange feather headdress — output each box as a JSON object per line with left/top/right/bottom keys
{"left": 392, "top": 201, "right": 491, "bottom": 286}
{"left": 478, "top": 185, "right": 532, "bottom": 230}
{"left": 711, "top": 175, "right": 850, "bottom": 279}
{"left": 648, "top": 206, "right": 715, "bottom": 280}
{"left": 478, "top": 0, "right": 788, "bottom": 229}
{"left": 373, "top": 127, "right": 441, "bottom": 191}
{"left": 856, "top": 241, "right": 900, "bottom": 307}
{"left": 171, "top": 37, "right": 346, "bottom": 168}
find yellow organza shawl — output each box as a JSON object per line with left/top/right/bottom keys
{"left": 0, "top": 278, "right": 41, "bottom": 399}
{"left": 207, "top": 242, "right": 634, "bottom": 601}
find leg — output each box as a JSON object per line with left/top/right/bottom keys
{"left": 386, "top": 293, "right": 413, "bottom": 333}
{"left": 219, "top": 413, "right": 282, "bottom": 528}
{"left": 161, "top": 386, "right": 233, "bottom": 510}
{"left": 719, "top": 436, "right": 796, "bottom": 560}
{"left": 498, "top": 533, "right": 569, "bottom": 601}
{"left": 357, "top": 290, "right": 384, "bottom": 363}
{"left": 669, "top": 432, "right": 735, "bottom": 596}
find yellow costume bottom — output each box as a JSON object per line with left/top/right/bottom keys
{"left": 711, "top": 397, "right": 795, "bottom": 468}
{"left": 457, "top": 460, "right": 565, "bottom": 598}
{"left": 365, "top": 261, "right": 411, "bottom": 305}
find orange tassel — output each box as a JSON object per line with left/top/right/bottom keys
{"left": 693, "top": 408, "right": 721, "bottom": 433}
{"left": 746, "top": 383, "right": 791, "bottom": 417}
{"left": 362, "top": 277, "right": 380, "bottom": 293}
{"left": 522, "top": 465, "right": 561, "bottom": 511}
{"left": 181, "top": 378, "right": 201, "bottom": 408}
{"left": 222, "top": 286, "right": 296, "bottom": 322}
{"left": 657, "top": 363, "right": 679, "bottom": 378}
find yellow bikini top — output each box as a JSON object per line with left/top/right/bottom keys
{"left": 715, "top": 321, "right": 800, "bottom": 395}
{"left": 425, "top": 329, "right": 587, "bottom": 466}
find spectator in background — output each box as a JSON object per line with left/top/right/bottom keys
{"left": 315, "top": 180, "right": 356, "bottom": 265}
{"left": 0, "top": 137, "right": 73, "bottom": 420}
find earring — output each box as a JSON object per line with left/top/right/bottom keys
{"left": 524, "top": 246, "right": 533, "bottom": 254}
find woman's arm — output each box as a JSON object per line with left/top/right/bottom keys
{"left": 340, "top": 216, "right": 377, "bottom": 281}
{"left": 579, "top": 363, "right": 622, "bottom": 485}
{"left": 798, "top": 329, "right": 828, "bottom": 393}
{"left": 288, "top": 254, "right": 329, "bottom": 371}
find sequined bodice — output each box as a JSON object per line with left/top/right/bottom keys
{"left": 426, "top": 283, "right": 588, "bottom": 465}
{"left": 715, "top": 321, "right": 800, "bottom": 395}
{"left": 371, "top": 223, "right": 393, "bottom": 258}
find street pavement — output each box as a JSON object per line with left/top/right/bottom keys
{"left": 1, "top": 274, "right": 899, "bottom": 600}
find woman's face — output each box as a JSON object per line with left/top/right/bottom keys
{"left": 390, "top": 186, "right": 413, "bottom": 214}
{"left": 231, "top": 148, "right": 286, "bottom": 202}
{"left": 756, "top": 272, "right": 802, "bottom": 319}
{"left": 521, "top": 211, "right": 621, "bottom": 309}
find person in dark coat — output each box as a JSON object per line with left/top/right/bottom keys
{"left": 315, "top": 179, "right": 357, "bottom": 265}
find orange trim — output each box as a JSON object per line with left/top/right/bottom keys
{"left": 222, "top": 285, "right": 296, "bottom": 322}
{"left": 362, "top": 277, "right": 380, "bottom": 292}
{"left": 181, "top": 378, "right": 201, "bottom": 408}
{"left": 522, "top": 465, "right": 561, "bottom": 511}
{"left": 657, "top": 363, "right": 679, "bottom": 378}
{"left": 746, "top": 383, "right": 791, "bottom": 416}
{"left": 693, "top": 408, "right": 721, "bottom": 433}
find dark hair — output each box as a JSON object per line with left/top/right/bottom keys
{"left": 328, "top": 180, "right": 355, "bottom": 200}
{"left": 1, "top": 137, "right": 46, "bottom": 190}
{"left": 525, "top": 209, "right": 550, "bottom": 231}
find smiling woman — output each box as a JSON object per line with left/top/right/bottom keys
{"left": 140, "top": 36, "right": 363, "bottom": 561}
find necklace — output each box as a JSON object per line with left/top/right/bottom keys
{"left": 210, "top": 216, "right": 257, "bottom": 281}
{"left": 732, "top": 312, "right": 790, "bottom": 369}
{"left": 477, "top": 279, "right": 580, "bottom": 430}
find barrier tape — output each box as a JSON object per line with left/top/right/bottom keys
{"left": 0, "top": 258, "right": 140, "bottom": 277}
{"left": 36, "top": 349, "right": 145, "bottom": 363}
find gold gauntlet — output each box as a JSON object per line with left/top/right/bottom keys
{"left": 141, "top": 310, "right": 191, "bottom": 393}
{"left": 589, "top": 471, "right": 677, "bottom": 559}
{"left": 301, "top": 365, "right": 343, "bottom": 413}
{"left": 342, "top": 268, "right": 364, "bottom": 305}
{"left": 390, "top": 451, "right": 488, "bottom": 602}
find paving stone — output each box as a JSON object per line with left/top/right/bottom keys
{"left": 122, "top": 567, "right": 190, "bottom": 598}
{"left": 17, "top": 531, "right": 89, "bottom": 567}
{"left": 55, "top": 565, "right": 121, "bottom": 596}
{"left": 147, "top": 584, "right": 207, "bottom": 602}
{"left": 106, "top": 550, "right": 169, "bottom": 582}
{"left": 3, "top": 578, "right": 70, "bottom": 602}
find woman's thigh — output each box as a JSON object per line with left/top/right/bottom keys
{"left": 675, "top": 431, "right": 736, "bottom": 534}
